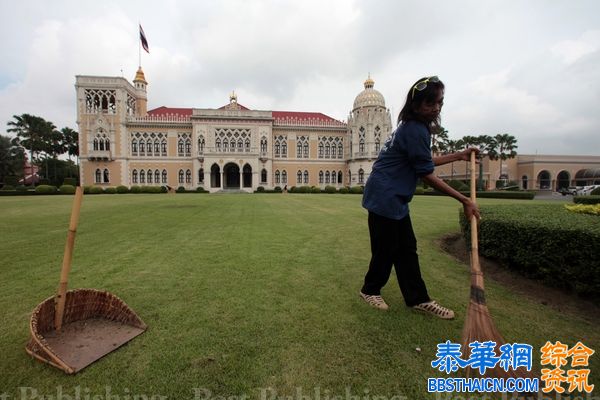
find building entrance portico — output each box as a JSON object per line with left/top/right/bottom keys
{"left": 224, "top": 163, "right": 240, "bottom": 189}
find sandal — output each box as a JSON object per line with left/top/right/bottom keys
{"left": 413, "top": 300, "right": 454, "bottom": 319}
{"left": 359, "top": 292, "right": 389, "bottom": 310}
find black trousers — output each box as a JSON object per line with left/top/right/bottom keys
{"left": 361, "top": 211, "right": 431, "bottom": 307}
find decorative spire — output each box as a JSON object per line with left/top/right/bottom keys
{"left": 364, "top": 73, "right": 374, "bottom": 89}
{"left": 134, "top": 66, "right": 147, "bottom": 84}
{"left": 230, "top": 90, "right": 237, "bottom": 104}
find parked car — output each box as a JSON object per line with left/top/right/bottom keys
{"left": 577, "top": 185, "right": 599, "bottom": 195}
{"left": 560, "top": 186, "right": 578, "bottom": 196}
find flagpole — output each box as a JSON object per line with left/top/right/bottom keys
{"left": 138, "top": 22, "right": 141, "bottom": 67}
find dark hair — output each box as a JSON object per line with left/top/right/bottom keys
{"left": 397, "top": 76, "right": 445, "bottom": 131}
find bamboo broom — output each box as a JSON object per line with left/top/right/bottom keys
{"left": 461, "top": 152, "right": 536, "bottom": 382}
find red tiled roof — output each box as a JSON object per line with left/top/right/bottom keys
{"left": 272, "top": 111, "right": 340, "bottom": 123}
{"left": 147, "top": 106, "right": 343, "bottom": 124}
{"left": 148, "top": 106, "right": 193, "bottom": 116}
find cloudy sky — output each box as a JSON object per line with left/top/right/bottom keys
{"left": 1, "top": 0, "right": 599, "bottom": 155}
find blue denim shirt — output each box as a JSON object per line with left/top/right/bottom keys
{"left": 362, "top": 120, "right": 435, "bottom": 220}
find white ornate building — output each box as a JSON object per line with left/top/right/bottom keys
{"left": 76, "top": 69, "right": 391, "bottom": 192}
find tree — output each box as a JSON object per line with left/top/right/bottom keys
{"left": 431, "top": 126, "right": 449, "bottom": 156}
{"left": 0, "top": 134, "right": 25, "bottom": 184}
{"left": 445, "top": 139, "right": 462, "bottom": 180}
{"left": 489, "top": 133, "right": 518, "bottom": 179}
{"left": 61, "top": 127, "right": 79, "bottom": 178}
{"left": 7, "top": 114, "right": 54, "bottom": 186}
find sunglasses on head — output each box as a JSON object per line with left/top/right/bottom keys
{"left": 411, "top": 76, "right": 440, "bottom": 99}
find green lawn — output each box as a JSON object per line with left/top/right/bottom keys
{"left": 0, "top": 194, "right": 597, "bottom": 399}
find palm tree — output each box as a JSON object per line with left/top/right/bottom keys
{"left": 0, "top": 135, "right": 25, "bottom": 184}
{"left": 7, "top": 114, "right": 51, "bottom": 186}
{"left": 445, "top": 139, "right": 462, "bottom": 180}
{"left": 489, "top": 133, "right": 518, "bottom": 180}
{"left": 431, "top": 126, "right": 449, "bottom": 156}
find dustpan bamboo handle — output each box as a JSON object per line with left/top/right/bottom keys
{"left": 55, "top": 186, "right": 83, "bottom": 331}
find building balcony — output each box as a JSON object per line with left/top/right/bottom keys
{"left": 87, "top": 150, "right": 113, "bottom": 161}
{"left": 259, "top": 151, "right": 268, "bottom": 161}
{"left": 353, "top": 151, "right": 369, "bottom": 159}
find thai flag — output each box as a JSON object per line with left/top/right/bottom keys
{"left": 139, "top": 24, "right": 149, "bottom": 53}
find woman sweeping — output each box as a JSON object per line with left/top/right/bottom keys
{"left": 360, "top": 76, "right": 480, "bottom": 319}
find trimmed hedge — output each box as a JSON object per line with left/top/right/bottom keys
{"left": 116, "top": 185, "right": 129, "bottom": 194}
{"left": 574, "top": 195, "right": 600, "bottom": 205}
{"left": 104, "top": 187, "right": 117, "bottom": 194}
{"left": 460, "top": 204, "right": 600, "bottom": 298}
{"left": 592, "top": 187, "right": 600, "bottom": 196}
{"left": 89, "top": 186, "right": 104, "bottom": 194}
{"left": 35, "top": 185, "right": 58, "bottom": 194}
{"left": 425, "top": 190, "right": 535, "bottom": 200}
{"left": 59, "top": 185, "right": 76, "bottom": 194}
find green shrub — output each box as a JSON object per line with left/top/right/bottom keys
{"left": 311, "top": 186, "right": 321, "bottom": 194}
{"left": 59, "top": 185, "right": 76, "bottom": 194}
{"left": 16, "top": 185, "right": 28, "bottom": 192}
{"left": 350, "top": 186, "right": 364, "bottom": 194}
{"left": 130, "top": 185, "right": 142, "bottom": 193}
{"left": 1, "top": 185, "right": 15, "bottom": 191}
{"left": 460, "top": 204, "right": 600, "bottom": 298}
{"left": 140, "top": 186, "right": 163, "bottom": 193}
{"left": 89, "top": 186, "right": 104, "bottom": 194}
{"left": 176, "top": 186, "right": 186, "bottom": 193}
{"left": 35, "top": 185, "right": 58, "bottom": 194}
{"left": 447, "top": 179, "right": 469, "bottom": 192}
{"left": 592, "top": 187, "right": 600, "bottom": 196}
{"left": 104, "top": 187, "right": 117, "bottom": 194}
{"left": 338, "top": 187, "right": 349, "bottom": 194}
{"left": 289, "top": 186, "right": 296, "bottom": 193}
{"left": 63, "top": 178, "right": 77, "bottom": 186}
{"left": 116, "top": 185, "right": 129, "bottom": 194}
{"left": 574, "top": 195, "right": 600, "bottom": 205}
{"left": 195, "top": 186, "right": 208, "bottom": 193}
{"left": 324, "top": 185, "right": 336, "bottom": 194}
{"left": 274, "top": 186, "right": 282, "bottom": 193}
{"left": 256, "top": 186, "right": 265, "bottom": 192}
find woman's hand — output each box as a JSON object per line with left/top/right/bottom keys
{"left": 463, "top": 200, "right": 480, "bottom": 220}
{"left": 457, "top": 147, "right": 480, "bottom": 161}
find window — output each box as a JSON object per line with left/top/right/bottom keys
{"left": 198, "top": 168, "right": 204, "bottom": 184}
{"left": 139, "top": 140, "right": 145, "bottom": 156}
{"left": 162, "top": 170, "right": 167, "bottom": 184}
{"left": 318, "top": 143, "right": 323, "bottom": 158}
{"left": 95, "top": 169, "right": 101, "bottom": 183}
{"left": 304, "top": 142, "right": 309, "bottom": 158}
{"left": 132, "top": 139, "right": 138, "bottom": 155}
{"left": 303, "top": 170, "right": 309, "bottom": 184}
{"left": 216, "top": 138, "right": 221, "bottom": 151}
{"left": 275, "top": 170, "right": 280, "bottom": 184}
{"left": 260, "top": 137, "right": 267, "bottom": 153}
{"left": 281, "top": 142, "right": 287, "bottom": 157}
{"left": 325, "top": 171, "right": 330, "bottom": 184}
{"left": 319, "top": 171, "right": 323, "bottom": 184}
{"left": 154, "top": 140, "right": 160, "bottom": 155}
{"left": 161, "top": 140, "right": 167, "bottom": 156}
{"left": 297, "top": 170, "right": 302, "bottom": 184}
{"left": 282, "top": 170, "right": 287, "bottom": 184}
{"left": 358, "top": 168, "right": 365, "bottom": 184}
{"left": 178, "top": 170, "right": 184, "bottom": 184}
{"left": 186, "top": 169, "right": 192, "bottom": 184}
{"left": 359, "top": 139, "right": 365, "bottom": 153}
{"left": 178, "top": 139, "right": 184, "bottom": 156}
{"left": 275, "top": 143, "right": 280, "bottom": 157}
{"left": 140, "top": 170, "right": 146, "bottom": 184}
{"left": 154, "top": 170, "right": 160, "bottom": 184}
{"left": 261, "top": 169, "right": 267, "bottom": 183}
{"left": 132, "top": 170, "right": 138, "bottom": 184}
{"left": 198, "top": 136, "right": 205, "bottom": 153}
{"left": 337, "top": 171, "right": 343, "bottom": 184}
{"left": 93, "top": 139, "right": 99, "bottom": 151}
{"left": 147, "top": 169, "right": 153, "bottom": 184}
{"left": 245, "top": 138, "right": 250, "bottom": 151}
{"left": 185, "top": 139, "right": 191, "bottom": 156}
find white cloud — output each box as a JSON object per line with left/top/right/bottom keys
{"left": 551, "top": 29, "right": 600, "bottom": 64}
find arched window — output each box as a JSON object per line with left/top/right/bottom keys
{"left": 325, "top": 171, "right": 330, "bottom": 184}
{"left": 319, "top": 171, "right": 324, "bottom": 184}
{"left": 162, "top": 169, "right": 168, "bottom": 184}
{"left": 331, "top": 171, "right": 336, "bottom": 184}
{"left": 375, "top": 139, "right": 380, "bottom": 153}
{"left": 303, "top": 170, "right": 309, "bottom": 184}
{"left": 140, "top": 170, "right": 146, "bottom": 184}
{"left": 154, "top": 140, "right": 160, "bottom": 155}
{"left": 198, "top": 168, "right": 204, "bottom": 184}
{"left": 358, "top": 168, "right": 365, "bottom": 184}
{"left": 304, "top": 142, "right": 309, "bottom": 158}
{"left": 93, "top": 138, "right": 99, "bottom": 151}
{"left": 275, "top": 170, "right": 281, "bottom": 184}
{"left": 105, "top": 139, "right": 110, "bottom": 151}
{"left": 139, "top": 140, "right": 145, "bottom": 156}
{"left": 275, "top": 142, "right": 280, "bottom": 157}
{"left": 198, "top": 136, "right": 205, "bottom": 153}
{"left": 132, "top": 169, "right": 138, "bottom": 184}
{"left": 260, "top": 137, "right": 267, "bottom": 153}
{"left": 261, "top": 169, "right": 267, "bottom": 183}
{"left": 297, "top": 142, "right": 303, "bottom": 158}
{"left": 178, "top": 139, "right": 184, "bottom": 156}
{"left": 238, "top": 139, "right": 243, "bottom": 152}
{"left": 281, "top": 142, "right": 287, "bottom": 157}
{"left": 161, "top": 140, "right": 167, "bottom": 156}
{"left": 318, "top": 143, "right": 324, "bottom": 158}
{"left": 147, "top": 169, "right": 153, "bottom": 184}
{"left": 186, "top": 169, "right": 192, "bottom": 184}
{"left": 95, "top": 169, "right": 101, "bottom": 183}
{"left": 297, "top": 170, "right": 302, "bottom": 184}
{"left": 359, "top": 139, "right": 365, "bottom": 153}
{"left": 338, "top": 171, "right": 343, "bottom": 184}
{"left": 282, "top": 170, "right": 287, "bottom": 184}
{"left": 185, "top": 139, "right": 191, "bottom": 156}
{"left": 154, "top": 170, "right": 160, "bottom": 184}
{"left": 132, "top": 139, "right": 138, "bottom": 155}
{"left": 338, "top": 143, "right": 343, "bottom": 158}
{"left": 216, "top": 138, "right": 221, "bottom": 151}
{"left": 178, "top": 169, "right": 184, "bottom": 184}
{"left": 325, "top": 143, "right": 330, "bottom": 158}
{"left": 245, "top": 138, "right": 250, "bottom": 151}
{"left": 103, "top": 169, "right": 109, "bottom": 183}
{"left": 224, "top": 140, "right": 229, "bottom": 151}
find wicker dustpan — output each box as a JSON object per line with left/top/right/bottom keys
{"left": 25, "top": 187, "right": 147, "bottom": 374}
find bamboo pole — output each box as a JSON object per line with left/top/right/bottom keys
{"left": 54, "top": 186, "right": 83, "bottom": 331}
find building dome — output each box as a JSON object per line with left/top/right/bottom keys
{"left": 353, "top": 75, "right": 385, "bottom": 110}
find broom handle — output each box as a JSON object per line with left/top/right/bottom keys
{"left": 469, "top": 151, "right": 483, "bottom": 283}
{"left": 54, "top": 186, "right": 84, "bottom": 331}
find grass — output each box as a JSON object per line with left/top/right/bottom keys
{"left": 0, "top": 194, "right": 597, "bottom": 399}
